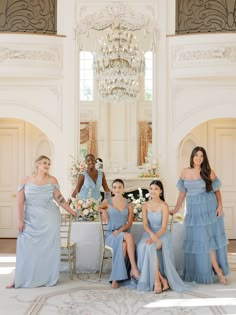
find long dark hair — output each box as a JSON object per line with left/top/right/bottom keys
{"left": 149, "top": 180, "right": 165, "bottom": 201}
{"left": 190, "top": 146, "right": 212, "bottom": 192}
{"left": 112, "top": 178, "right": 125, "bottom": 188}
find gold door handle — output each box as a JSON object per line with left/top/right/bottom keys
{"left": 12, "top": 194, "right": 16, "bottom": 198}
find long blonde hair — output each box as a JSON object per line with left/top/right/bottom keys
{"left": 33, "top": 155, "right": 51, "bottom": 174}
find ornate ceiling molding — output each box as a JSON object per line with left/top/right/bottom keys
{"left": 75, "top": 1, "right": 157, "bottom": 44}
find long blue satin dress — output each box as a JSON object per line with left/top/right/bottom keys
{"left": 137, "top": 211, "right": 190, "bottom": 292}
{"left": 14, "top": 182, "right": 61, "bottom": 288}
{"left": 177, "top": 177, "right": 229, "bottom": 284}
{"left": 105, "top": 198, "right": 130, "bottom": 282}
{"left": 78, "top": 170, "right": 103, "bottom": 200}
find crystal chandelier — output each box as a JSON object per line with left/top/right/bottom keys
{"left": 94, "top": 25, "right": 145, "bottom": 101}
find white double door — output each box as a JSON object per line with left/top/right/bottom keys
{"left": 0, "top": 119, "right": 52, "bottom": 238}
{"left": 0, "top": 120, "right": 25, "bottom": 237}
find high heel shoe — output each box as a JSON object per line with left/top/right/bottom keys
{"left": 217, "top": 269, "right": 227, "bottom": 285}
{"left": 111, "top": 281, "right": 119, "bottom": 289}
{"left": 130, "top": 271, "right": 140, "bottom": 281}
{"left": 154, "top": 282, "right": 162, "bottom": 294}
{"left": 162, "top": 279, "right": 170, "bottom": 292}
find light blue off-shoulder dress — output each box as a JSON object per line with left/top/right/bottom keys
{"left": 78, "top": 170, "right": 103, "bottom": 200}
{"left": 137, "top": 211, "right": 190, "bottom": 292}
{"left": 14, "top": 182, "right": 61, "bottom": 288}
{"left": 177, "top": 177, "right": 229, "bottom": 284}
{"left": 106, "top": 198, "right": 130, "bottom": 282}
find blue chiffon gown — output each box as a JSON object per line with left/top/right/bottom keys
{"left": 14, "top": 182, "right": 61, "bottom": 288}
{"left": 137, "top": 211, "right": 190, "bottom": 292}
{"left": 177, "top": 177, "right": 229, "bottom": 283}
{"left": 106, "top": 199, "right": 130, "bottom": 282}
{"left": 78, "top": 170, "right": 103, "bottom": 200}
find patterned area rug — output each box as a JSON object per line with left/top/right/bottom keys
{"left": 26, "top": 274, "right": 227, "bottom": 315}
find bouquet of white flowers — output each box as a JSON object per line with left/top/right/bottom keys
{"left": 128, "top": 188, "right": 146, "bottom": 222}
{"left": 71, "top": 196, "right": 99, "bottom": 221}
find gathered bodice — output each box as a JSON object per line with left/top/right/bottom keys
{"left": 79, "top": 170, "right": 103, "bottom": 200}
{"left": 177, "top": 177, "right": 221, "bottom": 196}
{"left": 147, "top": 211, "right": 163, "bottom": 233}
{"left": 18, "top": 183, "right": 59, "bottom": 208}
{"left": 107, "top": 201, "right": 129, "bottom": 232}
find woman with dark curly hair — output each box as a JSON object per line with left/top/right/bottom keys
{"left": 170, "top": 146, "right": 229, "bottom": 284}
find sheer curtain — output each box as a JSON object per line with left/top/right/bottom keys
{"left": 138, "top": 121, "right": 152, "bottom": 165}
{"left": 80, "top": 121, "right": 97, "bottom": 157}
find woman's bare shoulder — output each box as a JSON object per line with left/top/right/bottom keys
{"left": 19, "top": 176, "right": 29, "bottom": 185}
{"left": 49, "top": 175, "right": 59, "bottom": 184}
{"left": 180, "top": 167, "right": 191, "bottom": 178}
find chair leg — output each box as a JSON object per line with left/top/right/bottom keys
{"left": 99, "top": 250, "right": 105, "bottom": 278}
{"left": 73, "top": 248, "right": 76, "bottom": 275}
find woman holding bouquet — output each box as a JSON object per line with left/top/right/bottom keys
{"left": 99, "top": 178, "right": 140, "bottom": 289}
{"left": 137, "top": 180, "right": 190, "bottom": 293}
{"left": 6, "top": 155, "right": 77, "bottom": 288}
{"left": 72, "top": 154, "right": 110, "bottom": 201}
{"left": 170, "top": 146, "right": 229, "bottom": 284}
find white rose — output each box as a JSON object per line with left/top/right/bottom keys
{"left": 133, "top": 208, "right": 137, "bottom": 214}
{"left": 83, "top": 209, "right": 89, "bottom": 216}
{"left": 138, "top": 212, "right": 143, "bottom": 218}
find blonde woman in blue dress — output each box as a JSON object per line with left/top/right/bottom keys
{"left": 170, "top": 146, "right": 229, "bottom": 284}
{"left": 6, "top": 155, "right": 77, "bottom": 288}
{"left": 99, "top": 179, "right": 140, "bottom": 289}
{"left": 137, "top": 180, "right": 190, "bottom": 293}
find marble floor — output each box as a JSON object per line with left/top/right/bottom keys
{"left": 1, "top": 239, "right": 236, "bottom": 315}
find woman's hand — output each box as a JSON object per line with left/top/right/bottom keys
{"left": 145, "top": 238, "right": 153, "bottom": 245}
{"left": 169, "top": 208, "right": 178, "bottom": 215}
{"left": 112, "top": 230, "right": 120, "bottom": 237}
{"left": 216, "top": 206, "right": 223, "bottom": 217}
{"left": 151, "top": 233, "right": 159, "bottom": 244}
{"left": 18, "top": 221, "right": 24, "bottom": 232}
{"left": 71, "top": 210, "right": 77, "bottom": 217}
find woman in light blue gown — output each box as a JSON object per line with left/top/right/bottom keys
{"left": 171, "top": 146, "right": 229, "bottom": 284}
{"left": 6, "top": 155, "right": 77, "bottom": 288}
{"left": 72, "top": 154, "right": 110, "bottom": 201}
{"left": 99, "top": 179, "right": 140, "bottom": 289}
{"left": 137, "top": 180, "right": 191, "bottom": 293}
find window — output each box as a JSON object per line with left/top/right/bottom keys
{"left": 80, "top": 51, "right": 94, "bottom": 101}
{"left": 144, "top": 51, "right": 152, "bottom": 101}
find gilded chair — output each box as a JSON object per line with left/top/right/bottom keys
{"left": 99, "top": 212, "right": 113, "bottom": 278}
{"left": 60, "top": 213, "right": 77, "bottom": 279}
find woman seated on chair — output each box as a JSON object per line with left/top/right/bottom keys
{"left": 137, "top": 180, "right": 191, "bottom": 293}
{"left": 99, "top": 178, "right": 140, "bottom": 289}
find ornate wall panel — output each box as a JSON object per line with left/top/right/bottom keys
{"left": 0, "top": 0, "right": 56, "bottom": 34}
{"left": 176, "top": 0, "right": 236, "bottom": 34}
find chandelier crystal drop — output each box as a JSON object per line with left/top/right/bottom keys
{"left": 95, "top": 25, "right": 145, "bottom": 101}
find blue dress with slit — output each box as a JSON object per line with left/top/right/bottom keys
{"left": 14, "top": 182, "right": 61, "bottom": 288}
{"left": 137, "top": 211, "right": 190, "bottom": 292}
{"left": 105, "top": 199, "right": 130, "bottom": 282}
{"left": 177, "top": 177, "right": 229, "bottom": 283}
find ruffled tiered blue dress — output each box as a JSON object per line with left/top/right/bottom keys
{"left": 177, "top": 177, "right": 229, "bottom": 283}
{"left": 137, "top": 211, "right": 190, "bottom": 292}
{"left": 106, "top": 199, "right": 130, "bottom": 282}
{"left": 79, "top": 170, "right": 103, "bottom": 200}
{"left": 15, "top": 183, "right": 61, "bottom": 288}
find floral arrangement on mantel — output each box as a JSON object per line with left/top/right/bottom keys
{"left": 70, "top": 194, "right": 100, "bottom": 221}
{"left": 128, "top": 188, "right": 147, "bottom": 222}
{"left": 138, "top": 154, "right": 160, "bottom": 178}
{"left": 69, "top": 156, "right": 87, "bottom": 184}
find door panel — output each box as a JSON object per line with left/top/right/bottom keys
{"left": 208, "top": 121, "right": 236, "bottom": 239}
{"left": 0, "top": 122, "right": 24, "bottom": 237}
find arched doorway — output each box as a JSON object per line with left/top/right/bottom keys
{"left": 179, "top": 118, "right": 236, "bottom": 239}
{"left": 0, "top": 118, "right": 52, "bottom": 237}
